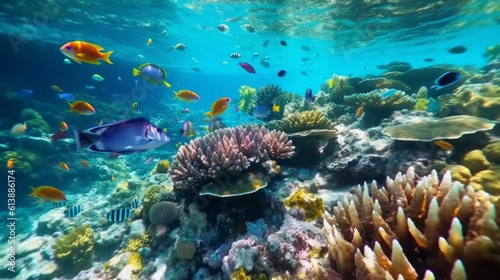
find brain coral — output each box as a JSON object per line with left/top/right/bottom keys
{"left": 148, "top": 201, "right": 179, "bottom": 226}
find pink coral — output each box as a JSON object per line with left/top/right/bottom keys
{"left": 170, "top": 125, "right": 294, "bottom": 190}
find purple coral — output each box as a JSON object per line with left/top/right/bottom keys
{"left": 170, "top": 125, "right": 294, "bottom": 190}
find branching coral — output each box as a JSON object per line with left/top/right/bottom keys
{"left": 323, "top": 167, "right": 500, "bottom": 280}
{"left": 267, "top": 110, "right": 333, "bottom": 134}
{"left": 239, "top": 85, "right": 258, "bottom": 115}
{"left": 320, "top": 76, "right": 355, "bottom": 104}
{"left": 53, "top": 224, "right": 94, "bottom": 274}
{"left": 344, "top": 89, "right": 416, "bottom": 110}
{"left": 169, "top": 125, "right": 294, "bottom": 193}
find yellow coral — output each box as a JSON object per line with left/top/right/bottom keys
{"left": 53, "top": 224, "right": 94, "bottom": 273}
{"left": 126, "top": 252, "right": 143, "bottom": 272}
{"left": 461, "top": 149, "right": 490, "bottom": 174}
{"left": 239, "top": 85, "right": 257, "bottom": 114}
{"left": 231, "top": 267, "right": 251, "bottom": 280}
{"left": 470, "top": 166, "right": 500, "bottom": 195}
{"left": 440, "top": 165, "right": 471, "bottom": 184}
{"left": 483, "top": 142, "right": 500, "bottom": 163}
{"left": 267, "top": 110, "right": 333, "bottom": 133}
{"left": 284, "top": 189, "right": 324, "bottom": 221}
{"left": 151, "top": 160, "right": 171, "bottom": 174}
{"left": 124, "top": 232, "right": 150, "bottom": 252}
{"left": 414, "top": 98, "right": 430, "bottom": 111}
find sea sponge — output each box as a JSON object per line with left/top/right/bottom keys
{"left": 148, "top": 201, "right": 180, "bottom": 226}
{"left": 267, "top": 110, "right": 333, "bottom": 134}
{"left": 151, "top": 160, "right": 171, "bottom": 174}
{"left": 20, "top": 108, "right": 52, "bottom": 134}
{"left": 461, "top": 150, "right": 490, "bottom": 174}
{"left": 323, "top": 167, "right": 500, "bottom": 279}
{"left": 238, "top": 85, "right": 257, "bottom": 115}
{"left": 284, "top": 189, "right": 324, "bottom": 221}
{"left": 482, "top": 142, "right": 500, "bottom": 163}
{"left": 53, "top": 224, "right": 94, "bottom": 274}
{"left": 440, "top": 165, "right": 471, "bottom": 184}
{"left": 381, "top": 115, "right": 496, "bottom": 141}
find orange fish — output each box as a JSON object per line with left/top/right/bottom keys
{"left": 29, "top": 186, "right": 66, "bottom": 202}
{"left": 60, "top": 121, "right": 68, "bottom": 131}
{"left": 434, "top": 140, "right": 454, "bottom": 151}
{"left": 59, "top": 162, "right": 69, "bottom": 171}
{"left": 60, "top": 41, "right": 113, "bottom": 65}
{"left": 205, "top": 97, "right": 231, "bottom": 120}
{"left": 80, "top": 159, "right": 90, "bottom": 168}
{"left": 173, "top": 90, "right": 200, "bottom": 102}
{"left": 10, "top": 122, "right": 27, "bottom": 136}
{"left": 51, "top": 85, "right": 64, "bottom": 92}
{"left": 356, "top": 105, "right": 364, "bottom": 118}
{"left": 7, "top": 158, "right": 14, "bottom": 169}
{"left": 67, "top": 101, "right": 96, "bottom": 115}
{"left": 146, "top": 38, "right": 152, "bottom": 46}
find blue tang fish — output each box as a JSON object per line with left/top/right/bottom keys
{"left": 381, "top": 89, "right": 398, "bottom": 99}
{"left": 57, "top": 93, "right": 75, "bottom": 101}
{"left": 304, "top": 88, "right": 315, "bottom": 104}
{"left": 253, "top": 104, "right": 280, "bottom": 118}
{"left": 430, "top": 71, "right": 463, "bottom": 90}
{"left": 74, "top": 117, "right": 170, "bottom": 155}
{"left": 18, "top": 89, "right": 33, "bottom": 96}
{"left": 132, "top": 63, "right": 171, "bottom": 88}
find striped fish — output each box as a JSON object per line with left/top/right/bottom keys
{"left": 65, "top": 205, "right": 82, "bottom": 218}
{"left": 107, "top": 208, "right": 132, "bottom": 222}
{"left": 130, "top": 197, "right": 140, "bottom": 210}
{"left": 53, "top": 201, "right": 67, "bottom": 208}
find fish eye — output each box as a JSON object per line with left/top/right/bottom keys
{"left": 156, "top": 128, "right": 162, "bottom": 133}
{"left": 65, "top": 46, "right": 71, "bottom": 50}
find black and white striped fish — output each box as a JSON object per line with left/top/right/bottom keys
{"left": 130, "top": 197, "right": 140, "bottom": 210}
{"left": 53, "top": 201, "right": 67, "bottom": 208}
{"left": 65, "top": 205, "right": 82, "bottom": 218}
{"left": 229, "top": 52, "right": 241, "bottom": 59}
{"left": 107, "top": 208, "right": 132, "bottom": 222}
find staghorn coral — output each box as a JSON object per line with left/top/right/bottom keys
{"left": 53, "top": 224, "right": 94, "bottom": 274}
{"left": 323, "top": 167, "right": 500, "bottom": 280}
{"left": 239, "top": 85, "right": 258, "bottom": 115}
{"left": 381, "top": 115, "right": 496, "bottom": 141}
{"left": 169, "top": 125, "right": 294, "bottom": 193}
{"left": 284, "top": 189, "right": 325, "bottom": 222}
{"left": 257, "top": 84, "right": 283, "bottom": 105}
{"left": 148, "top": 201, "right": 180, "bottom": 226}
{"left": 267, "top": 110, "right": 333, "bottom": 134}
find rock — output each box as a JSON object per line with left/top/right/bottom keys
{"left": 461, "top": 150, "right": 490, "bottom": 174}
{"left": 297, "top": 168, "right": 314, "bottom": 181}
{"left": 95, "top": 223, "right": 127, "bottom": 256}
{"left": 36, "top": 209, "right": 66, "bottom": 235}
{"left": 129, "top": 219, "right": 146, "bottom": 238}
{"left": 38, "top": 261, "right": 59, "bottom": 280}
{"left": 18, "top": 236, "right": 47, "bottom": 258}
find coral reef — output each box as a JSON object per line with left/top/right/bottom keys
{"left": 142, "top": 186, "right": 163, "bottom": 222}
{"left": 238, "top": 85, "right": 258, "bottom": 115}
{"left": 284, "top": 189, "right": 325, "bottom": 222}
{"left": 267, "top": 110, "right": 333, "bottom": 134}
{"left": 256, "top": 84, "right": 283, "bottom": 105}
{"left": 483, "top": 43, "right": 500, "bottom": 60}
{"left": 151, "top": 160, "right": 171, "bottom": 174}
{"left": 53, "top": 224, "right": 94, "bottom": 275}
{"left": 323, "top": 167, "right": 500, "bottom": 279}
{"left": 320, "top": 75, "right": 355, "bottom": 104}
{"left": 20, "top": 108, "right": 52, "bottom": 134}
{"left": 148, "top": 201, "right": 180, "bottom": 226}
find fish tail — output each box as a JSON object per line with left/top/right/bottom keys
{"left": 204, "top": 111, "right": 214, "bottom": 120}
{"left": 163, "top": 80, "right": 172, "bottom": 88}
{"left": 132, "top": 68, "right": 141, "bottom": 76}
{"left": 102, "top": 51, "right": 114, "bottom": 64}
{"left": 74, "top": 130, "right": 96, "bottom": 150}
{"left": 173, "top": 91, "right": 178, "bottom": 99}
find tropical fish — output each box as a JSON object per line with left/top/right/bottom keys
{"left": 65, "top": 205, "right": 82, "bottom": 218}
{"left": 242, "top": 24, "right": 254, "bottom": 32}
{"left": 92, "top": 74, "right": 104, "bottom": 81}
{"left": 146, "top": 38, "right": 152, "bottom": 46}
{"left": 7, "top": 158, "right": 14, "bottom": 169}
{"left": 217, "top": 24, "right": 229, "bottom": 32}
{"left": 301, "top": 46, "right": 311, "bottom": 51}
{"left": 59, "top": 162, "right": 69, "bottom": 171}
{"left": 29, "top": 186, "right": 66, "bottom": 202}
{"left": 51, "top": 85, "right": 64, "bottom": 92}
{"left": 132, "top": 63, "right": 171, "bottom": 88}
{"left": 448, "top": 45, "right": 467, "bottom": 54}
{"left": 80, "top": 159, "right": 90, "bottom": 168}
{"left": 57, "top": 93, "right": 75, "bottom": 101}
{"left": 262, "top": 39, "right": 270, "bottom": 47}
{"left": 60, "top": 121, "right": 68, "bottom": 131}
{"left": 253, "top": 104, "right": 280, "bottom": 118}
{"left": 111, "top": 174, "right": 115, "bottom": 181}
{"left": 161, "top": 30, "right": 167, "bottom": 36}
{"left": 74, "top": 117, "right": 170, "bottom": 155}
{"left": 180, "top": 121, "right": 195, "bottom": 137}
{"left": 424, "top": 57, "right": 434, "bottom": 62}
{"left": 53, "top": 201, "right": 67, "bottom": 208}
{"left": 327, "top": 74, "right": 342, "bottom": 89}
{"left": 51, "top": 131, "right": 68, "bottom": 142}
{"left": 430, "top": 71, "right": 463, "bottom": 90}
{"left": 173, "top": 43, "right": 186, "bottom": 51}
{"left": 356, "top": 105, "right": 364, "bottom": 118}
{"left": 305, "top": 88, "right": 315, "bottom": 104}
{"left": 277, "top": 70, "right": 287, "bottom": 77}
{"left": 107, "top": 208, "right": 132, "bottom": 222}
{"left": 67, "top": 100, "right": 96, "bottom": 115}
{"left": 11, "top": 122, "right": 27, "bottom": 136}
{"left": 260, "top": 59, "right": 270, "bottom": 68}
{"left": 17, "top": 89, "right": 33, "bottom": 96}
{"left": 205, "top": 97, "right": 231, "bottom": 120}
{"left": 381, "top": 89, "right": 399, "bottom": 99}
{"left": 434, "top": 140, "right": 454, "bottom": 151}
{"left": 280, "top": 40, "right": 287, "bottom": 46}
{"left": 239, "top": 62, "right": 256, "bottom": 73}
{"left": 60, "top": 41, "right": 113, "bottom": 65}
{"left": 173, "top": 90, "right": 200, "bottom": 102}
{"left": 145, "top": 157, "right": 154, "bottom": 164}
{"left": 131, "top": 102, "right": 142, "bottom": 114}
{"left": 130, "top": 197, "right": 140, "bottom": 210}
{"left": 181, "top": 108, "right": 191, "bottom": 114}
{"left": 63, "top": 58, "right": 71, "bottom": 64}
{"left": 209, "top": 117, "right": 226, "bottom": 132}
{"left": 230, "top": 53, "right": 241, "bottom": 59}
{"left": 86, "top": 85, "right": 95, "bottom": 90}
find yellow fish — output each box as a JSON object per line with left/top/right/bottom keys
{"left": 51, "top": 85, "right": 64, "bottom": 92}
{"left": 434, "top": 140, "right": 454, "bottom": 151}
{"left": 146, "top": 38, "right": 152, "bottom": 46}
{"left": 205, "top": 97, "right": 231, "bottom": 120}
{"left": 131, "top": 102, "right": 142, "bottom": 114}
{"left": 327, "top": 78, "right": 334, "bottom": 88}
{"left": 272, "top": 104, "right": 280, "bottom": 113}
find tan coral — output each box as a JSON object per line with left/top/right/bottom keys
{"left": 461, "top": 150, "right": 490, "bottom": 174}
{"left": 323, "top": 167, "right": 500, "bottom": 280}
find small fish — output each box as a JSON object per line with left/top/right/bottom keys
{"left": 60, "top": 41, "right": 113, "bottom": 65}
{"left": 11, "top": 122, "right": 27, "bottom": 136}
{"left": 300, "top": 70, "right": 309, "bottom": 76}
{"left": 242, "top": 24, "right": 254, "bottom": 33}
{"left": 434, "top": 140, "right": 454, "bottom": 151}
{"left": 424, "top": 57, "right": 434, "bottom": 62}
{"left": 209, "top": 117, "right": 226, "bottom": 132}
{"left": 217, "top": 24, "right": 229, "bottom": 32}
{"left": 117, "top": 76, "right": 122, "bottom": 81}
{"left": 51, "top": 130, "right": 68, "bottom": 142}
{"left": 301, "top": 46, "right": 311, "bottom": 51}
{"left": 305, "top": 88, "right": 315, "bottom": 104}
{"left": 57, "top": 93, "right": 75, "bottom": 101}
{"left": 253, "top": 104, "right": 280, "bottom": 118}
{"left": 356, "top": 105, "right": 364, "bottom": 118}
{"left": 192, "top": 67, "right": 200, "bottom": 72}
{"left": 280, "top": 40, "right": 287, "bottom": 46}
{"left": 133, "top": 63, "right": 171, "bottom": 87}
{"left": 65, "top": 205, "right": 82, "bottom": 218}
{"left": 80, "top": 159, "right": 90, "bottom": 168}
{"left": 131, "top": 101, "right": 142, "bottom": 114}
{"left": 173, "top": 90, "right": 200, "bottom": 102}
{"left": 262, "top": 39, "right": 270, "bottom": 47}
{"left": 145, "top": 157, "right": 154, "bottom": 164}
{"left": 234, "top": 106, "right": 239, "bottom": 112}
{"left": 60, "top": 121, "right": 69, "bottom": 131}
{"left": 7, "top": 158, "right": 14, "bottom": 169}
{"left": 260, "top": 59, "right": 270, "bottom": 68}
{"left": 381, "top": 89, "right": 399, "bottom": 99}
{"left": 51, "top": 85, "right": 64, "bottom": 92}
{"left": 92, "top": 74, "right": 104, "bottom": 81}
{"left": 107, "top": 208, "right": 132, "bottom": 222}
{"left": 59, "top": 162, "right": 69, "bottom": 171}
{"left": 448, "top": 45, "right": 467, "bottom": 54}
{"left": 180, "top": 120, "right": 195, "bottom": 137}
{"left": 161, "top": 30, "right": 167, "bottom": 36}
{"left": 173, "top": 43, "right": 186, "bottom": 51}
{"left": 430, "top": 71, "right": 463, "bottom": 90}
{"left": 239, "top": 62, "right": 256, "bottom": 73}
{"left": 75, "top": 117, "right": 170, "bottom": 155}
{"left": 277, "top": 70, "right": 287, "bottom": 77}
{"left": 67, "top": 100, "right": 96, "bottom": 115}
{"left": 221, "top": 61, "right": 228, "bottom": 65}
{"left": 252, "top": 53, "right": 259, "bottom": 58}
{"left": 175, "top": 142, "right": 181, "bottom": 148}
{"left": 130, "top": 197, "right": 140, "bottom": 210}
{"left": 17, "top": 89, "right": 33, "bottom": 96}
{"left": 86, "top": 85, "right": 95, "bottom": 90}
{"left": 29, "top": 186, "right": 66, "bottom": 203}
{"left": 205, "top": 97, "right": 231, "bottom": 120}
{"left": 111, "top": 174, "right": 116, "bottom": 181}
{"left": 63, "top": 58, "right": 71, "bottom": 64}
{"left": 53, "top": 201, "right": 67, "bottom": 208}
{"left": 230, "top": 53, "right": 241, "bottom": 59}
{"left": 181, "top": 108, "right": 190, "bottom": 114}
{"left": 146, "top": 38, "right": 152, "bottom": 46}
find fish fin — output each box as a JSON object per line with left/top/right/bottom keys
{"left": 132, "top": 68, "right": 141, "bottom": 76}
{"left": 74, "top": 130, "right": 96, "bottom": 150}
{"left": 72, "top": 58, "right": 82, "bottom": 64}
{"left": 204, "top": 111, "right": 214, "bottom": 120}
{"left": 179, "top": 129, "right": 185, "bottom": 135}
{"left": 84, "top": 59, "right": 102, "bottom": 65}
{"left": 173, "top": 91, "right": 178, "bottom": 99}
{"left": 102, "top": 51, "right": 114, "bottom": 64}
{"left": 312, "top": 96, "right": 316, "bottom": 102}
{"left": 430, "top": 85, "right": 438, "bottom": 90}
{"left": 163, "top": 80, "right": 172, "bottom": 88}
{"left": 87, "top": 43, "right": 104, "bottom": 50}
{"left": 28, "top": 186, "right": 36, "bottom": 197}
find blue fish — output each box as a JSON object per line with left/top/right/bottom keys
{"left": 305, "top": 88, "right": 315, "bottom": 104}
{"left": 74, "top": 117, "right": 170, "bottom": 155}
{"left": 57, "top": 93, "right": 75, "bottom": 101}
{"left": 209, "top": 117, "right": 226, "bottom": 132}
{"left": 53, "top": 201, "right": 67, "bottom": 208}
{"left": 18, "top": 89, "right": 33, "bottom": 96}
{"left": 430, "top": 71, "right": 463, "bottom": 90}
{"left": 65, "top": 205, "right": 82, "bottom": 218}
{"left": 253, "top": 104, "right": 279, "bottom": 118}
{"left": 130, "top": 197, "right": 140, "bottom": 210}
{"left": 107, "top": 208, "right": 132, "bottom": 222}
{"left": 381, "top": 89, "right": 398, "bottom": 99}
